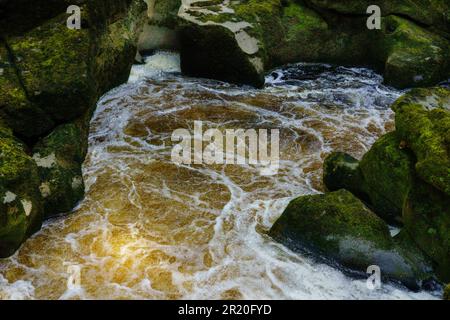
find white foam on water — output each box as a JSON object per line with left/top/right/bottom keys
{"left": 0, "top": 53, "right": 439, "bottom": 300}
{"left": 128, "top": 50, "right": 181, "bottom": 83}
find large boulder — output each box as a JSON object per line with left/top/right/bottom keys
{"left": 403, "top": 180, "right": 450, "bottom": 282}
{"left": 323, "top": 88, "right": 450, "bottom": 284}
{"left": 359, "top": 132, "right": 416, "bottom": 224}
{"left": 177, "top": 0, "right": 268, "bottom": 87}
{"left": 0, "top": 125, "right": 43, "bottom": 257}
{"left": 0, "top": 0, "right": 147, "bottom": 257}
{"left": 445, "top": 284, "right": 450, "bottom": 300}
{"left": 32, "top": 121, "right": 87, "bottom": 218}
{"left": 392, "top": 87, "right": 450, "bottom": 197}
{"left": 324, "top": 133, "right": 416, "bottom": 225}
{"left": 0, "top": 42, "right": 55, "bottom": 138}
{"left": 164, "top": 0, "right": 450, "bottom": 88}
{"left": 269, "top": 190, "right": 434, "bottom": 290}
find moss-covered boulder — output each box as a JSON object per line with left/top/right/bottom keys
{"left": 177, "top": 0, "right": 267, "bottom": 87}
{"left": 323, "top": 133, "right": 416, "bottom": 225}
{"left": 359, "top": 132, "right": 416, "bottom": 224}
{"left": 0, "top": 0, "right": 147, "bottom": 257}
{"left": 403, "top": 180, "right": 450, "bottom": 282}
{"left": 304, "top": 0, "right": 450, "bottom": 37}
{"left": 392, "top": 88, "right": 450, "bottom": 197}
{"left": 0, "top": 125, "right": 43, "bottom": 257}
{"left": 32, "top": 122, "right": 87, "bottom": 218}
{"left": 0, "top": 42, "right": 55, "bottom": 138}
{"left": 444, "top": 284, "right": 450, "bottom": 300}
{"left": 7, "top": 14, "right": 94, "bottom": 125}
{"left": 323, "top": 88, "right": 450, "bottom": 284}
{"left": 323, "top": 152, "right": 368, "bottom": 201}
{"left": 378, "top": 16, "right": 450, "bottom": 89}
{"left": 270, "top": 189, "right": 434, "bottom": 290}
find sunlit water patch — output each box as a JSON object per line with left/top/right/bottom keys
{"left": 0, "top": 53, "right": 438, "bottom": 299}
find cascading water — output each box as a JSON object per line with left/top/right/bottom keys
{"left": 0, "top": 51, "right": 438, "bottom": 299}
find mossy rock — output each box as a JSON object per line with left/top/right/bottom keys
{"left": 32, "top": 122, "right": 87, "bottom": 218}
{"left": 359, "top": 132, "right": 416, "bottom": 224}
{"left": 93, "top": 0, "right": 146, "bottom": 95}
{"left": 323, "top": 152, "right": 368, "bottom": 201}
{"left": 7, "top": 13, "right": 94, "bottom": 124}
{"left": 323, "top": 134, "right": 416, "bottom": 225}
{"left": 392, "top": 87, "right": 450, "bottom": 197}
{"left": 177, "top": 0, "right": 271, "bottom": 87}
{"left": 179, "top": 23, "right": 265, "bottom": 87}
{"left": 0, "top": 0, "right": 146, "bottom": 257}
{"left": 0, "top": 0, "right": 79, "bottom": 36}
{"left": 305, "top": 0, "right": 450, "bottom": 37}
{"left": 403, "top": 179, "right": 450, "bottom": 282}
{"left": 444, "top": 284, "right": 450, "bottom": 300}
{"left": 149, "top": 0, "right": 182, "bottom": 28}
{"left": 270, "top": 189, "right": 434, "bottom": 290}
{"left": 173, "top": 1, "right": 450, "bottom": 88}
{"left": 0, "top": 42, "right": 54, "bottom": 138}
{"left": 0, "top": 125, "right": 43, "bottom": 257}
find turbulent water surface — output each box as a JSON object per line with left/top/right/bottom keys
{"left": 0, "top": 52, "right": 438, "bottom": 299}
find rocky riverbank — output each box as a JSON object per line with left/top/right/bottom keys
{"left": 271, "top": 87, "right": 450, "bottom": 294}
{"left": 0, "top": 0, "right": 146, "bottom": 257}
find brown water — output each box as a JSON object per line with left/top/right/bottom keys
{"left": 0, "top": 53, "right": 437, "bottom": 299}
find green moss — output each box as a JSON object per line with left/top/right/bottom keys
{"left": 0, "top": 42, "right": 55, "bottom": 138}
{"left": 305, "top": 0, "right": 450, "bottom": 37}
{"left": 359, "top": 132, "right": 416, "bottom": 224}
{"left": 403, "top": 179, "right": 450, "bottom": 282}
{"left": 379, "top": 16, "right": 450, "bottom": 88}
{"left": 323, "top": 152, "right": 368, "bottom": 200}
{"left": 0, "top": 124, "right": 43, "bottom": 257}
{"left": 392, "top": 88, "right": 450, "bottom": 197}
{"left": 270, "top": 189, "right": 433, "bottom": 289}
{"left": 33, "top": 122, "right": 86, "bottom": 218}
{"left": 270, "top": 190, "right": 392, "bottom": 252}
{"left": 8, "top": 13, "right": 93, "bottom": 123}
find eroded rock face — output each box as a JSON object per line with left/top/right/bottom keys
{"left": 269, "top": 190, "right": 434, "bottom": 290}
{"left": 0, "top": 0, "right": 147, "bottom": 257}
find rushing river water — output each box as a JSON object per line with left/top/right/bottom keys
{"left": 0, "top": 52, "right": 438, "bottom": 299}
